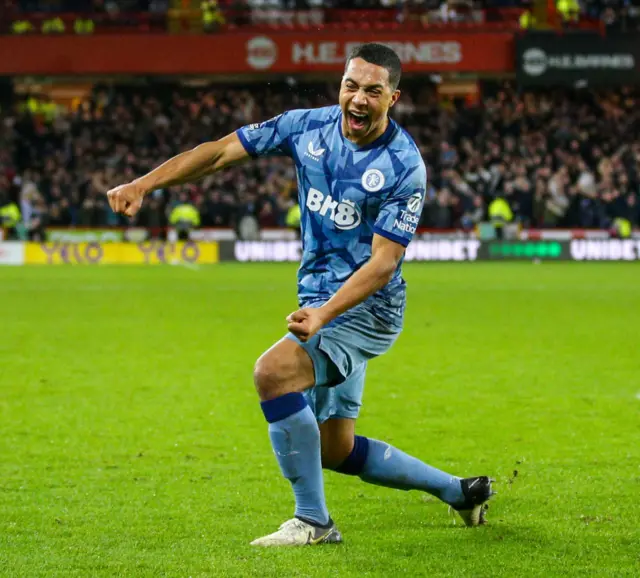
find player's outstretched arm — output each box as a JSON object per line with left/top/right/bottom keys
{"left": 287, "top": 234, "right": 404, "bottom": 342}
{"left": 106, "top": 132, "right": 249, "bottom": 217}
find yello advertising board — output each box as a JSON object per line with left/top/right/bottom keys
{"left": 24, "top": 241, "right": 219, "bottom": 265}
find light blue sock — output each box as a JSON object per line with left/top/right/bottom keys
{"left": 261, "top": 393, "right": 330, "bottom": 526}
{"left": 335, "top": 435, "right": 464, "bottom": 506}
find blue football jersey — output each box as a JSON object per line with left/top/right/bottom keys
{"left": 236, "top": 105, "right": 426, "bottom": 327}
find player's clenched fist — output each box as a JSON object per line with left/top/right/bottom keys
{"left": 106, "top": 182, "right": 145, "bottom": 218}
{"left": 286, "top": 308, "right": 328, "bottom": 342}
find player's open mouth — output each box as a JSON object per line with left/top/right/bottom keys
{"left": 347, "top": 111, "right": 369, "bottom": 131}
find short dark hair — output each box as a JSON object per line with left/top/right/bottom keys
{"left": 345, "top": 43, "right": 402, "bottom": 90}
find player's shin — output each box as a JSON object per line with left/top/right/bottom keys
{"left": 332, "top": 435, "right": 465, "bottom": 506}
{"left": 261, "top": 393, "right": 330, "bottom": 526}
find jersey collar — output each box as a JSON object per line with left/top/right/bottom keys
{"left": 338, "top": 113, "right": 397, "bottom": 152}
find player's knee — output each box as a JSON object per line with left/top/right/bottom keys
{"left": 321, "top": 441, "right": 354, "bottom": 470}
{"left": 253, "top": 355, "right": 278, "bottom": 399}
{"left": 253, "top": 352, "right": 295, "bottom": 400}
{"left": 254, "top": 340, "right": 315, "bottom": 401}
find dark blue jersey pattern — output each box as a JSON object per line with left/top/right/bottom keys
{"left": 236, "top": 105, "right": 426, "bottom": 327}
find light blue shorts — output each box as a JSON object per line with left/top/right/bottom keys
{"left": 285, "top": 305, "right": 401, "bottom": 423}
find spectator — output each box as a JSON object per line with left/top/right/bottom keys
{"left": 461, "top": 194, "right": 484, "bottom": 230}
{"left": 488, "top": 192, "right": 513, "bottom": 239}
{"left": 0, "top": 191, "right": 21, "bottom": 239}
{"left": 169, "top": 191, "right": 201, "bottom": 240}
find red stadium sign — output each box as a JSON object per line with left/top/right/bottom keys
{"left": 0, "top": 32, "right": 513, "bottom": 75}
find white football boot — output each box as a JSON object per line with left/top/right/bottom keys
{"left": 250, "top": 517, "right": 342, "bottom": 547}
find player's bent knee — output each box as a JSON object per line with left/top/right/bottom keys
{"left": 321, "top": 442, "right": 354, "bottom": 471}
{"left": 253, "top": 355, "right": 283, "bottom": 400}
{"left": 253, "top": 342, "right": 313, "bottom": 401}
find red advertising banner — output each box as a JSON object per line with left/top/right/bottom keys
{"left": 0, "top": 32, "right": 513, "bottom": 75}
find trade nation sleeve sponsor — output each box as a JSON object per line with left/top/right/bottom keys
{"left": 373, "top": 163, "right": 427, "bottom": 248}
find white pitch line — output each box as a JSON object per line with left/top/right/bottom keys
{"left": 180, "top": 261, "right": 201, "bottom": 271}
{"left": 169, "top": 259, "right": 200, "bottom": 271}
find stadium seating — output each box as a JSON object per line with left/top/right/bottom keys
{"left": 1, "top": 81, "right": 638, "bottom": 238}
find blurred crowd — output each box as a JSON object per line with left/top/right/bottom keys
{"left": 9, "top": 0, "right": 635, "bottom": 17}
{"left": 6, "top": 0, "right": 638, "bottom": 34}
{"left": 1, "top": 80, "right": 639, "bottom": 239}
{"left": 10, "top": 1, "right": 511, "bottom": 11}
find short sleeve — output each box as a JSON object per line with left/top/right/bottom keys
{"left": 236, "top": 109, "right": 304, "bottom": 159}
{"left": 373, "top": 163, "right": 427, "bottom": 248}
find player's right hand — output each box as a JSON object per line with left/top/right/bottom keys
{"left": 106, "top": 181, "right": 145, "bottom": 218}
{"left": 286, "top": 307, "right": 328, "bottom": 343}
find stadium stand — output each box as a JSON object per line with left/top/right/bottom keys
{"left": 5, "top": 0, "right": 629, "bottom": 35}
{"left": 0, "top": 1, "right": 580, "bottom": 34}
{"left": 1, "top": 81, "right": 639, "bottom": 240}
{"left": 0, "top": 1, "right": 638, "bottom": 241}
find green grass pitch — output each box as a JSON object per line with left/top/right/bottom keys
{"left": 1, "top": 262, "right": 639, "bottom": 577}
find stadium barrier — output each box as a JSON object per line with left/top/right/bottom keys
{"left": 219, "top": 239, "right": 640, "bottom": 263}
{"left": 16, "top": 242, "right": 219, "bottom": 265}
{"left": 2, "top": 240, "right": 640, "bottom": 265}
{"left": 42, "top": 226, "right": 637, "bottom": 244}
{"left": 46, "top": 229, "right": 127, "bottom": 243}
{"left": 43, "top": 227, "right": 299, "bottom": 243}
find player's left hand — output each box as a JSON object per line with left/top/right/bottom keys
{"left": 286, "top": 308, "right": 328, "bottom": 343}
